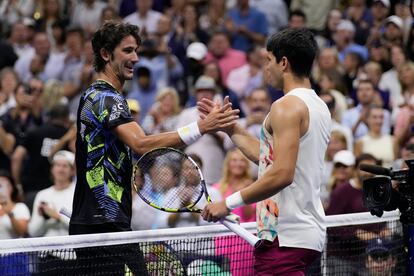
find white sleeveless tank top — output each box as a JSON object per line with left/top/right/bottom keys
{"left": 257, "top": 88, "right": 331, "bottom": 251}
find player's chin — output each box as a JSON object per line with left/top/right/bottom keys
{"left": 124, "top": 67, "right": 134, "bottom": 80}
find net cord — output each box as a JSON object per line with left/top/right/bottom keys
{"left": 0, "top": 210, "right": 400, "bottom": 254}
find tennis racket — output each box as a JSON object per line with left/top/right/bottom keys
{"left": 132, "top": 147, "right": 259, "bottom": 247}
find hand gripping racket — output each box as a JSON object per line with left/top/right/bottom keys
{"left": 132, "top": 147, "right": 259, "bottom": 247}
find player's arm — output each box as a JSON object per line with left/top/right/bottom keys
{"left": 202, "top": 98, "right": 302, "bottom": 220}
{"left": 114, "top": 102, "right": 239, "bottom": 155}
{"left": 198, "top": 97, "right": 260, "bottom": 164}
{"left": 238, "top": 98, "right": 301, "bottom": 204}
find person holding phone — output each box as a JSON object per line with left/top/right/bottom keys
{"left": 0, "top": 170, "right": 30, "bottom": 239}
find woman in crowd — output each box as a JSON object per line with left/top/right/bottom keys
{"left": 141, "top": 87, "right": 181, "bottom": 135}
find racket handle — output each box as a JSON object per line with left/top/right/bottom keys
{"left": 220, "top": 218, "right": 260, "bottom": 247}
{"left": 59, "top": 207, "right": 72, "bottom": 219}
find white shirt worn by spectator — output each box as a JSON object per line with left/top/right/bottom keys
{"left": 28, "top": 182, "right": 75, "bottom": 237}
{"left": 123, "top": 10, "right": 162, "bottom": 34}
{"left": 71, "top": 1, "right": 107, "bottom": 33}
{"left": 14, "top": 51, "right": 66, "bottom": 83}
{"left": 0, "top": 203, "right": 30, "bottom": 239}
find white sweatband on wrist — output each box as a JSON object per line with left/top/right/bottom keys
{"left": 177, "top": 122, "right": 202, "bottom": 145}
{"left": 225, "top": 191, "right": 245, "bottom": 210}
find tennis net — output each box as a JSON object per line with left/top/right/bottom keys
{"left": 0, "top": 210, "right": 406, "bottom": 275}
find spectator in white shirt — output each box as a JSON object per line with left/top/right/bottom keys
{"left": 0, "top": 170, "right": 30, "bottom": 239}
{"left": 123, "top": 0, "right": 162, "bottom": 35}
{"left": 28, "top": 150, "right": 75, "bottom": 237}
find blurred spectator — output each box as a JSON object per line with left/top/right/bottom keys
{"left": 342, "top": 79, "right": 391, "bottom": 140}
{"left": 382, "top": 15, "right": 404, "bottom": 49}
{"left": 0, "top": 68, "right": 18, "bottom": 116}
{"left": 354, "top": 105, "right": 398, "bottom": 168}
{"left": 393, "top": 136, "right": 414, "bottom": 170}
{"left": 176, "top": 75, "right": 226, "bottom": 184}
{"left": 327, "top": 150, "right": 356, "bottom": 196}
{"left": 313, "top": 47, "right": 344, "bottom": 85}
{"left": 1, "top": 82, "right": 43, "bottom": 150}
{"left": 394, "top": 0, "right": 413, "bottom": 44}
{"left": 40, "top": 79, "right": 66, "bottom": 115}
{"left": 127, "top": 66, "right": 157, "bottom": 121}
{"left": 0, "top": 38, "right": 18, "bottom": 72}
{"left": 0, "top": 170, "right": 29, "bottom": 239}
{"left": 204, "top": 31, "right": 246, "bottom": 83}
{"left": 34, "top": 0, "right": 69, "bottom": 47}
{"left": 175, "top": 4, "right": 209, "bottom": 48}
{"left": 317, "top": 8, "right": 342, "bottom": 47}
{"left": 290, "top": 0, "right": 337, "bottom": 31}
{"left": 371, "top": 0, "right": 390, "bottom": 29}
{"left": 142, "top": 87, "right": 180, "bottom": 134}
{"left": 100, "top": 4, "right": 121, "bottom": 24}
{"left": 50, "top": 20, "right": 66, "bottom": 53}
{"left": 28, "top": 150, "right": 75, "bottom": 237}
{"left": 71, "top": 0, "right": 107, "bottom": 36}
{"left": 199, "top": 0, "right": 227, "bottom": 36}
{"left": 288, "top": 9, "right": 307, "bottom": 29}
{"left": 318, "top": 70, "right": 349, "bottom": 121}
{"left": 7, "top": 21, "right": 33, "bottom": 58}
{"left": 0, "top": 122, "right": 15, "bottom": 172}
{"left": 0, "top": 0, "right": 35, "bottom": 27}
{"left": 378, "top": 45, "right": 405, "bottom": 113}
{"left": 11, "top": 103, "right": 70, "bottom": 211}
{"left": 14, "top": 32, "right": 65, "bottom": 83}
{"left": 184, "top": 41, "right": 208, "bottom": 103}
{"left": 326, "top": 152, "right": 376, "bottom": 214}
{"left": 123, "top": 0, "right": 162, "bottom": 35}
{"left": 202, "top": 61, "right": 244, "bottom": 117}
{"left": 343, "top": 0, "right": 372, "bottom": 45}
{"left": 321, "top": 131, "right": 348, "bottom": 207}
{"left": 333, "top": 19, "right": 369, "bottom": 63}
{"left": 226, "top": 45, "right": 264, "bottom": 101}
{"left": 319, "top": 90, "right": 353, "bottom": 151}
{"left": 343, "top": 51, "right": 364, "bottom": 95}
{"left": 225, "top": 0, "right": 268, "bottom": 52}
{"left": 362, "top": 61, "right": 390, "bottom": 109}
{"left": 362, "top": 238, "right": 397, "bottom": 276}
{"left": 250, "top": 0, "right": 287, "bottom": 34}
{"left": 213, "top": 148, "right": 255, "bottom": 276}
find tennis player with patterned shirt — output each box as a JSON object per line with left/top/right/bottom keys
{"left": 69, "top": 21, "right": 239, "bottom": 275}
{"left": 200, "top": 28, "right": 332, "bottom": 275}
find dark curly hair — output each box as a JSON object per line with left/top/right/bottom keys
{"left": 91, "top": 21, "right": 141, "bottom": 72}
{"left": 266, "top": 28, "right": 317, "bottom": 78}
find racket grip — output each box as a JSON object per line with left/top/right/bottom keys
{"left": 59, "top": 207, "right": 72, "bottom": 219}
{"left": 220, "top": 219, "right": 260, "bottom": 247}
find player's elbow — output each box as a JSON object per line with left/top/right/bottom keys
{"left": 271, "top": 168, "right": 295, "bottom": 190}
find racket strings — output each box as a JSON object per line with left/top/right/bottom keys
{"left": 134, "top": 149, "right": 204, "bottom": 210}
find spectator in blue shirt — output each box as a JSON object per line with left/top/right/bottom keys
{"left": 225, "top": 0, "right": 268, "bottom": 52}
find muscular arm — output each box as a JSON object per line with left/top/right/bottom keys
{"left": 113, "top": 102, "right": 239, "bottom": 156}
{"left": 228, "top": 124, "right": 260, "bottom": 164}
{"left": 239, "top": 98, "right": 301, "bottom": 204}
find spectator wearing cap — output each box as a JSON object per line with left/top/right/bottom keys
{"left": 11, "top": 103, "right": 70, "bottom": 211}
{"left": 176, "top": 75, "right": 226, "bottom": 185}
{"left": 28, "top": 150, "right": 75, "bottom": 238}
{"left": 333, "top": 19, "right": 369, "bottom": 63}
{"left": 204, "top": 31, "right": 247, "bottom": 84}
{"left": 382, "top": 15, "right": 404, "bottom": 48}
{"left": 371, "top": 0, "right": 391, "bottom": 29}
{"left": 185, "top": 42, "right": 208, "bottom": 99}
{"left": 343, "top": 0, "right": 373, "bottom": 45}
{"left": 326, "top": 150, "right": 356, "bottom": 195}
{"left": 363, "top": 238, "right": 397, "bottom": 276}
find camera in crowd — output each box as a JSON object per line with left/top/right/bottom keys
{"left": 361, "top": 159, "right": 414, "bottom": 224}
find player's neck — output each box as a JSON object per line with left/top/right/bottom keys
{"left": 97, "top": 70, "right": 123, "bottom": 92}
{"left": 283, "top": 74, "right": 311, "bottom": 94}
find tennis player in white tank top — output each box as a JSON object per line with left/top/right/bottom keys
{"left": 200, "top": 28, "right": 332, "bottom": 275}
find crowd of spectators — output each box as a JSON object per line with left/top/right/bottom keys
{"left": 0, "top": 2, "right": 410, "bottom": 269}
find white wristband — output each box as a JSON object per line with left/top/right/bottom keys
{"left": 177, "top": 122, "right": 202, "bottom": 145}
{"left": 225, "top": 191, "right": 245, "bottom": 210}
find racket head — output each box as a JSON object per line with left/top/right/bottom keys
{"left": 133, "top": 147, "right": 206, "bottom": 213}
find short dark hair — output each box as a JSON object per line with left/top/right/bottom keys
{"left": 66, "top": 26, "right": 85, "bottom": 41}
{"left": 91, "top": 21, "right": 141, "bottom": 72}
{"left": 289, "top": 9, "right": 307, "bottom": 21}
{"left": 266, "top": 28, "right": 317, "bottom": 77}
